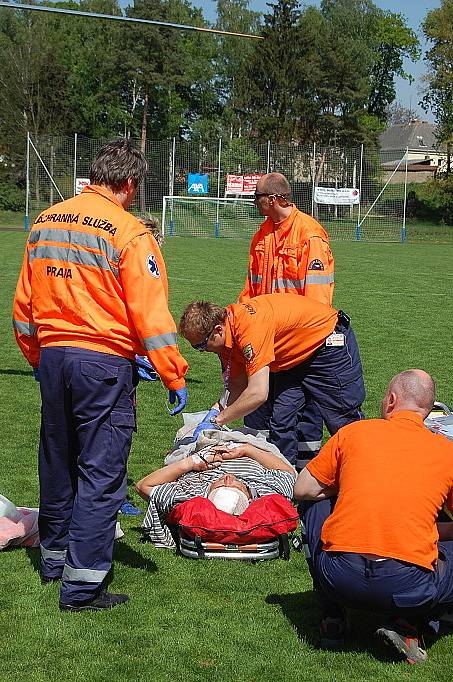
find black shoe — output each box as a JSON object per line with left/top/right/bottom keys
{"left": 59, "top": 590, "right": 129, "bottom": 612}
{"left": 319, "top": 615, "right": 350, "bottom": 650}
{"left": 376, "top": 618, "right": 427, "bottom": 664}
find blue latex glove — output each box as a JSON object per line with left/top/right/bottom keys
{"left": 192, "top": 408, "right": 221, "bottom": 440}
{"left": 135, "top": 355, "right": 158, "bottom": 381}
{"left": 32, "top": 367, "right": 40, "bottom": 382}
{"left": 168, "top": 386, "right": 188, "bottom": 416}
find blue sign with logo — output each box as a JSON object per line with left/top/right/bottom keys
{"left": 188, "top": 173, "right": 208, "bottom": 194}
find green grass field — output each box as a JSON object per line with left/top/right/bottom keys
{"left": 1, "top": 230, "right": 453, "bottom": 682}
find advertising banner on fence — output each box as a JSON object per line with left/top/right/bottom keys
{"left": 188, "top": 173, "right": 208, "bottom": 194}
{"left": 226, "top": 174, "right": 263, "bottom": 195}
{"left": 242, "top": 174, "right": 263, "bottom": 195}
{"left": 75, "top": 178, "right": 90, "bottom": 195}
{"left": 314, "top": 187, "right": 360, "bottom": 205}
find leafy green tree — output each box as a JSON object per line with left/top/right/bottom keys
{"left": 422, "top": 0, "right": 453, "bottom": 175}
{"left": 0, "top": 6, "right": 71, "bottom": 166}
{"left": 234, "top": 0, "right": 304, "bottom": 142}
{"left": 62, "top": 0, "right": 128, "bottom": 138}
{"left": 123, "top": 0, "right": 217, "bottom": 141}
{"left": 212, "top": 0, "right": 262, "bottom": 137}
{"left": 367, "top": 11, "right": 420, "bottom": 120}
{"left": 235, "top": 0, "right": 419, "bottom": 146}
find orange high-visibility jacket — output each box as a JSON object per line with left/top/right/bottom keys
{"left": 13, "top": 185, "right": 188, "bottom": 390}
{"left": 239, "top": 205, "right": 334, "bottom": 305}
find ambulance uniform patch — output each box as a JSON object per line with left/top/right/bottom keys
{"left": 242, "top": 343, "right": 255, "bottom": 363}
{"left": 146, "top": 253, "right": 160, "bottom": 278}
{"left": 308, "top": 259, "right": 324, "bottom": 271}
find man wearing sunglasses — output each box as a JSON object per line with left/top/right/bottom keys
{"left": 239, "top": 173, "right": 335, "bottom": 470}
{"left": 178, "top": 294, "right": 365, "bottom": 467}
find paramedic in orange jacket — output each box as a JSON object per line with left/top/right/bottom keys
{"left": 179, "top": 294, "right": 364, "bottom": 465}
{"left": 12, "top": 138, "right": 188, "bottom": 612}
{"left": 239, "top": 173, "right": 335, "bottom": 469}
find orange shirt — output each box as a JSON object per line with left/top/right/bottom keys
{"left": 221, "top": 294, "right": 338, "bottom": 378}
{"left": 13, "top": 185, "right": 188, "bottom": 390}
{"left": 239, "top": 205, "right": 334, "bottom": 305}
{"left": 307, "top": 411, "right": 453, "bottom": 570}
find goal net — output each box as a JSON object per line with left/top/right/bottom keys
{"left": 162, "top": 196, "right": 262, "bottom": 239}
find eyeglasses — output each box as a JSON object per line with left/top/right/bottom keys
{"left": 253, "top": 193, "right": 289, "bottom": 202}
{"left": 191, "top": 327, "right": 215, "bottom": 351}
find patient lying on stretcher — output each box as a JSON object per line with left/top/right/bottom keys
{"left": 136, "top": 442, "right": 296, "bottom": 548}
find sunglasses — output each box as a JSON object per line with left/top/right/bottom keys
{"left": 191, "top": 326, "right": 215, "bottom": 351}
{"left": 253, "top": 193, "right": 288, "bottom": 201}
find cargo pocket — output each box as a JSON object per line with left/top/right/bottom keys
{"left": 109, "top": 410, "right": 136, "bottom": 470}
{"left": 336, "top": 364, "right": 366, "bottom": 411}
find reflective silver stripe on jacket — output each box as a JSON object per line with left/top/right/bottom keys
{"left": 298, "top": 440, "right": 322, "bottom": 453}
{"left": 40, "top": 545, "right": 67, "bottom": 561}
{"left": 272, "top": 277, "right": 305, "bottom": 290}
{"left": 306, "top": 273, "right": 335, "bottom": 285}
{"left": 250, "top": 273, "right": 262, "bottom": 284}
{"left": 29, "top": 244, "right": 118, "bottom": 277}
{"left": 62, "top": 565, "right": 108, "bottom": 583}
{"left": 13, "top": 319, "right": 37, "bottom": 336}
{"left": 29, "top": 228, "right": 120, "bottom": 264}
{"left": 143, "top": 332, "right": 178, "bottom": 351}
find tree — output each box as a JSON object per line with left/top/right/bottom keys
{"left": 385, "top": 101, "right": 417, "bottom": 126}
{"left": 123, "top": 0, "right": 217, "bottom": 141}
{"left": 0, "top": 6, "right": 72, "bottom": 165}
{"left": 233, "top": 0, "right": 305, "bottom": 142}
{"left": 422, "top": 0, "right": 453, "bottom": 175}
{"left": 367, "top": 11, "right": 420, "bottom": 120}
{"left": 212, "top": 0, "right": 262, "bottom": 138}
{"left": 234, "top": 0, "right": 419, "bottom": 146}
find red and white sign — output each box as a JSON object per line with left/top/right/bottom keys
{"left": 243, "top": 174, "right": 263, "bottom": 195}
{"left": 225, "top": 173, "right": 263, "bottom": 195}
{"left": 226, "top": 174, "right": 244, "bottom": 193}
{"left": 75, "top": 178, "right": 90, "bottom": 195}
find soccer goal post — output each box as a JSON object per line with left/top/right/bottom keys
{"left": 162, "top": 196, "right": 262, "bottom": 239}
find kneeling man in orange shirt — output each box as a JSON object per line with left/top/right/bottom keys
{"left": 295, "top": 369, "right": 453, "bottom": 664}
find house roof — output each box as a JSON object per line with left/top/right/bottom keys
{"left": 379, "top": 121, "right": 439, "bottom": 152}
{"left": 381, "top": 159, "right": 437, "bottom": 172}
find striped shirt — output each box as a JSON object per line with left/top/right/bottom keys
{"left": 142, "top": 456, "right": 296, "bottom": 548}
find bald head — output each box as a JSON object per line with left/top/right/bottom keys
{"left": 382, "top": 369, "right": 436, "bottom": 419}
{"left": 256, "top": 173, "right": 291, "bottom": 198}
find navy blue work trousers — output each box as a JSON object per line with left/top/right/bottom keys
{"left": 244, "top": 379, "right": 323, "bottom": 470}
{"left": 269, "top": 320, "right": 365, "bottom": 466}
{"left": 38, "top": 347, "right": 137, "bottom": 605}
{"left": 302, "top": 498, "right": 453, "bottom": 625}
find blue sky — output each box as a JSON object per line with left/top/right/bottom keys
{"left": 189, "top": 0, "right": 441, "bottom": 122}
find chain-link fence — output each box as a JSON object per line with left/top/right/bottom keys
{"left": 26, "top": 133, "right": 409, "bottom": 242}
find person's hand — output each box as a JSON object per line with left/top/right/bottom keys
{"left": 211, "top": 444, "right": 251, "bottom": 460}
{"left": 135, "top": 355, "right": 158, "bottom": 381}
{"left": 32, "top": 367, "right": 40, "bottom": 382}
{"left": 168, "top": 386, "right": 188, "bottom": 415}
{"left": 190, "top": 452, "right": 223, "bottom": 472}
{"left": 192, "top": 408, "right": 220, "bottom": 440}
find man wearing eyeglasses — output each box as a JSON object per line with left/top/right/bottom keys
{"left": 178, "top": 294, "right": 365, "bottom": 466}
{"left": 239, "top": 172, "right": 335, "bottom": 470}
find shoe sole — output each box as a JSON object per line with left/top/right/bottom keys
{"left": 59, "top": 599, "right": 128, "bottom": 612}
{"left": 376, "top": 628, "right": 427, "bottom": 664}
{"left": 319, "top": 637, "right": 345, "bottom": 651}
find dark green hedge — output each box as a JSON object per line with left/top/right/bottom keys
{"left": 407, "top": 177, "right": 453, "bottom": 226}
